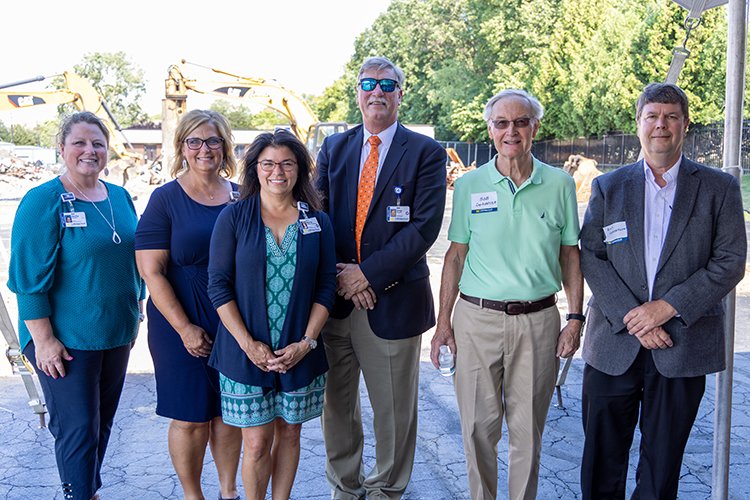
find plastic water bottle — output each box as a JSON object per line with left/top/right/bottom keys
{"left": 438, "top": 345, "right": 455, "bottom": 377}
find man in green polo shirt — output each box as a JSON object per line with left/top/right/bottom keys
{"left": 430, "top": 89, "right": 584, "bottom": 500}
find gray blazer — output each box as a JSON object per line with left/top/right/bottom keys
{"left": 580, "top": 158, "right": 746, "bottom": 377}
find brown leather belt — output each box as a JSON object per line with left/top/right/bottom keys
{"left": 459, "top": 293, "right": 556, "bottom": 315}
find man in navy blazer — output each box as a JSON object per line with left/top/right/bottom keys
{"left": 579, "top": 83, "right": 746, "bottom": 499}
{"left": 315, "top": 56, "right": 446, "bottom": 499}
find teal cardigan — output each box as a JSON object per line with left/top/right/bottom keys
{"left": 7, "top": 177, "right": 145, "bottom": 351}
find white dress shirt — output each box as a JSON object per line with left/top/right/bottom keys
{"left": 643, "top": 158, "right": 681, "bottom": 299}
{"left": 360, "top": 121, "right": 398, "bottom": 183}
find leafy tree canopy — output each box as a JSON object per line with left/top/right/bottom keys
{"left": 317, "top": 0, "right": 732, "bottom": 141}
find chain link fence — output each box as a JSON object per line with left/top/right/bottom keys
{"left": 440, "top": 120, "right": 750, "bottom": 172}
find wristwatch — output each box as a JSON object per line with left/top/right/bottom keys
{"left": 302, "top": 336, "right": 318, "bottom": 350}
{"left": 566, "top": 313, "right": 586, "bottom": 322}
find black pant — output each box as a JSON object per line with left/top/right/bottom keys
{"left": 580, "top": 348, "right": 705, "bottom": 500}
{"left": 25, "top": 343, "right": 131, "bottom": 500}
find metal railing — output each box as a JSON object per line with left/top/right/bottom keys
{"left": 441, "top": 120, "right": 750, "bottom": 172}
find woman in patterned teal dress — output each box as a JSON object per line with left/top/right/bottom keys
{"left": 208, "top": 130, "right": 336, "bottom": 500}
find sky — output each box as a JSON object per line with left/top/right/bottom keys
{"left": 2, "top": 0, "right": 393, "bottom": 126}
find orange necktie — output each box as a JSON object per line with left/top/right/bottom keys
{"left": 355, "top": 135, "right": 381, "bottom": 261}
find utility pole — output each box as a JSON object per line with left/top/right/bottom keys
{"left": 713, "top": 1, "right": 748, "bottom": 498}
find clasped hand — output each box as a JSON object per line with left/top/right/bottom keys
{"left": 243, "top": 339, "right": 309, "bottom": 373}
{"left": 623, "top": 300, "right": 676, "bottom": 349}
{"left": 336, "top": 263, "right": 376, "bottom": 310}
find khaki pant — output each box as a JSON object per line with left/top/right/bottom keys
{"left": 453, "top": 297, "right": 560, "bottom": 500}
{"left": 322, "top": 309, "right": 421, "bottom": 500}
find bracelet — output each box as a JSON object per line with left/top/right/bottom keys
{"left": 566, "top": 313, "right": 586, "bottom": 322}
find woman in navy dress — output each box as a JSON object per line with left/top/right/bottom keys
{"left": 135, "top": 110, "right": 241, "bottom": 500}
{"left": 208, "top": 130, "right": 336, "bottom": 500}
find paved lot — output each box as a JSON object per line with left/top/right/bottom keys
{"left": 1, "top": 192, "right": 750, "bottom": 498}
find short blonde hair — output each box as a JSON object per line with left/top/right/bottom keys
{"left": 170, "top": 109, "right": 237, "bottom": 178}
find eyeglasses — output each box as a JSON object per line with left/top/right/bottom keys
{"left": 490, "top": 118, "right": 533, "bottom": 130}
{"left": 258, "top": 160, "right": 297, "bottom": 172}
{"left": 184, "top": 137, "right": 224, "bottom": 150}
{"left": 359, "top": 78, "right": 400, "bottom": 93}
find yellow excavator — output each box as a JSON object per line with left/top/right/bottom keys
{"left": 161, "top": 60, "right": 348, "bottom": 169}
{"left": 0, "top": 72, "right": 144, "bottom": 166}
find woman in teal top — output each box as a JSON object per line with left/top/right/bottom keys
{"left": 208, "top": 130, "right": 336, "bottom": 500}
{"left": 7, "top": 112, "right": 144, "bottom": 500}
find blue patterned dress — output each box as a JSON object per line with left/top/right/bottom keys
{"left": 220, "top": 224, "right": 326, "bottom": 427}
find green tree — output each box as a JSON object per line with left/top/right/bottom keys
{"left": 209, "top": 100, "right": 288, "bottom": 129}
{"left": 313, "top": 76, "right": 355, "bottom": 122}
{"left": 0, "top": 122, "right": 37, "bottom": 145}
{"left": 56, "top": 52, "right": 148, "bottom": 127}
{"left": 318, "top": 0, "right": 732, "bottom": 141}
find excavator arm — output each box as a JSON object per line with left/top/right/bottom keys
{"left": 162, "top": 61, "right": 347, "bottom": 165}
{"left": 0, "top": 72, "right": 143, "bottom": 164}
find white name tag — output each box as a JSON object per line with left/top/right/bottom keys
{"left": 298, "top": 217, "right": 321, "bottom": 234}
{"left": 386, "top": 205, "right": 410, "bottom": 222}
{"left": 603, "top": 221, "right": 628, "bottom": 244}
{"left": 471, "top": 192, "right": 498, "bottom": 213}
{"left": 61, "top": 211, "right": 87, "bottom": 227}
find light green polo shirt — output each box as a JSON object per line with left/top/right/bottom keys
{"left": 448, "top": 156, "right": 580, "bottom": 301}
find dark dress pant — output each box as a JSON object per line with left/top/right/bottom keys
{"left": 580, "top": 347, "right": 705, "bottom": 500}
{"left": 25, "top": 343, "right": 130, "bottom": 500}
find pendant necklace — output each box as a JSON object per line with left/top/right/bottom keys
{"left": 65, "top": 174, "right": 122, "bottom": 244}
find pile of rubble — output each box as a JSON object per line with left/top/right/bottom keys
{"left": 0, "top": 152, "right": 58, "bottom": 200}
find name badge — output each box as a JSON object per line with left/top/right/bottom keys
{"left": 61, "top": 211, "right": 87, "bottom": 227}
{"left": 299, "top": 217, "right": 321, "bottom": 234}
{"left": 386, "top": 205, "right": 410, "bottom": 222}
{"left": 603, "top": 221, "right": 628, "bottom": 244}
{"left": 471, "top": 192, "right": 498, "bottom": 213}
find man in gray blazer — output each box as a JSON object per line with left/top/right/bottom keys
{"left": 579, "top": 82, "right": 746, "bottom": 499}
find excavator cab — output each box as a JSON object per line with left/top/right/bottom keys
{"left": 307, "top": 122, "right": 349, "bottom": 158}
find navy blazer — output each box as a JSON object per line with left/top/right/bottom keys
{"left": 207, "top": 194, "right": 337, "bottom": 391}
{"left": 315, "top": 123, "right": 447, "bottom": 340}
{"left": 580, "top": 158, "right": 746, "bottom": 377}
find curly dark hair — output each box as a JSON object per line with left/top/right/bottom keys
{"left": 239, "top": 129, "right": 322, "bottom": 211}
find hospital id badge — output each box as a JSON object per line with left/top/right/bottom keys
{"left": 61, "top": 211, "right": 87, "bottom": 227}
{"left": 386, "top": 205, "right": 410, "bottom": 222}
{"left": 298, "top": 217, "right": 321, "bottom": 234}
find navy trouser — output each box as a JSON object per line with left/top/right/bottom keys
{"left": 25, "top": 343, "right": 130, "bottom": 500}
{"left": 580, "top": 348, "right": 705, "bottom": 500}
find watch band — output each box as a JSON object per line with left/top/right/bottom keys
{"left": 566, "top": 313, "right": 586, "bottom": 322}
{"left": 302, "top": 336, "right": 317, "bottom": 350}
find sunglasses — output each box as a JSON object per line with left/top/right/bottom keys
{"left": 359, "top": 78, "right": 400, "bottom": 93}
{"left": 490, "top": 118, "right": 533, "bottom": 130}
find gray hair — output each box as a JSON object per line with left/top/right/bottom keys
{"left": 357, "top": 57, "right": 406, "bottom": 88}
{"left": 483, "top": 89, "right": 544, "bottom": 122}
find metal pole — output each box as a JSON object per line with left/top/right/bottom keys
{"left": 713, "top": 1, "right": 748, "bottom": 498}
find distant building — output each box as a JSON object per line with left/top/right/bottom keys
{"left": 119, "top": 127, "right": 266, "bottom": 163}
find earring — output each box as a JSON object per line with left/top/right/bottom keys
{"left": 182, "top": 159, "right": 187, "bottom": 170}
